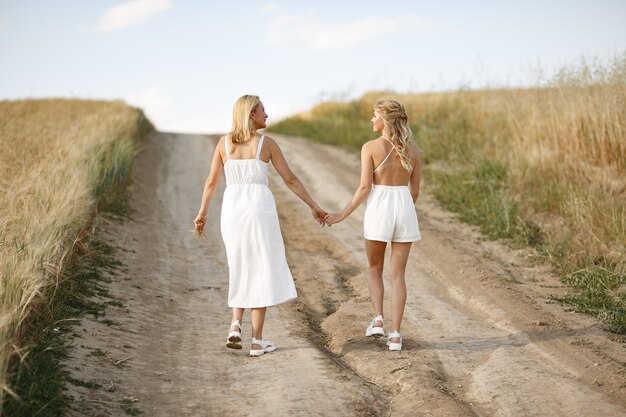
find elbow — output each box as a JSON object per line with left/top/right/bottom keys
{"left": 206, "top": 178, "right": 219, "bottom": 191}
{"left": 284, "top": 174, "right": 300, "bottom": 187}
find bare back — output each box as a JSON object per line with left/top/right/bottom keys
{"left": 370, "top": 137, "right": 419, "bottom": 186}
{"left": 221, "top": 134, "right": 271, "bottom": 163}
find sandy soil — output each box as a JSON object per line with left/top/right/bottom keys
{"left": 64, "top": 132, "right": 626, "bottom": 417}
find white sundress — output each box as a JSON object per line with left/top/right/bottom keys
{"left": 220, "top": 135, "right": 297, "bottom": 308}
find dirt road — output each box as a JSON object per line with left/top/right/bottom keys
{"left": 65, "top": 132, "right": 626, "bottom": 416}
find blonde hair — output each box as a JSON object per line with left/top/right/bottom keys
{"left": 374, "top": 99, "right": 413, "bottom": 171}
{"left": 230, "top": 95, "right": 261, "bottom": 144}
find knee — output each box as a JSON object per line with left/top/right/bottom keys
{"left": 390, "top": 272, "right": 406, "bottom": 283}
{"left": 368, "top": 263, "right": 383, "bottom": 275}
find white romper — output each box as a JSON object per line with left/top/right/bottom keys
{"left": 363, "top": 140, "right": 421, "bottom": 243}
{"left": 220, "top": 135, "right": 297, "bottom": 308}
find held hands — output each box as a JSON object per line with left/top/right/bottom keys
{"left": 324, "top": 213, "right": 345, "bottom": 226}
{"left": 311, "top": 206, "right": 328, "bottom": 226}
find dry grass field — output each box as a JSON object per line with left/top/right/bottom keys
{"left": 0, "top": 99, "right": 151, "bottom": 408}
{"left": 271, "top": 54, "right": 626, "bottom": 332}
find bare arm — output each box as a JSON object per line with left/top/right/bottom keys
{"left": 267, "top": 137, "right": 326, "bottom": 224}
{"left": 194, "top": 137, "right": 225, "bottom": 231}
{"left": 325, "top": 143, "right": 374, "bottom": 225}
{"left": 410, "top": 146, "right": 421, "bottom": 203}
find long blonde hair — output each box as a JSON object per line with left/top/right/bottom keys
{"left": 375, "top": 99, "right": 413, "bottom": 171}
{"left": 230, "top": 95, "right": 261, "bottom": 144}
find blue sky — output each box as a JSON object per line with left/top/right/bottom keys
{"left": 1, "top": 1, "right": 625, "bottom": 133}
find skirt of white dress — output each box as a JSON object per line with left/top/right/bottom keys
{"left": 220, "top": 183, "right": 297, "bottom": 308}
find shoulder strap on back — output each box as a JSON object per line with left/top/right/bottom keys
{"left": 256, "top": 135, "right": 265, "bottom": 159}
{"left": 373, "top": 139, "right": 395, "bottom": 173}
{"left": 224, "top": 135, "right": 230, "bottom": 159}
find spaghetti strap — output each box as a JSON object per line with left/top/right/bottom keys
{"left": 373, "top": 149, "right": 394, "bottom": 172}
{"left": 256, "top": 135, "right": 265, "bottom": 160}
{"left": 224, "top": 135, "right": 230, "bottom": 159}
{"left": 373, "top": 138, "right": 395, "bottom": 173}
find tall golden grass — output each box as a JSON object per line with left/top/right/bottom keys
{"left": 271, "top": 53, "right": 626, "bottom": 331}
{"left": 0, "top": 99, "right": 150, "bottom": 402}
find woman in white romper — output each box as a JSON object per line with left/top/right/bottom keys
{"left": 194, "top": 95, "right": 326, "bottom": 356}
{"left": 325, "top": 99, "right": 421, "bottom": 351}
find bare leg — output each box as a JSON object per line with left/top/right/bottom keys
{"left": 230, "top": 307, "right": 244, "bottom": 332}
{"left": 389, "top": 242, "right": 412, "bottom": 343}
{"left": 365, "top": 239, "right": 387, "bottom": 327}
{"left": 251, "top": 307, "right": 267, "bottom": 350}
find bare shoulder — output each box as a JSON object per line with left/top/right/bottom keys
{"left": 262, "top": 136, "right": 285, "bottom": 163}
{"left": 408, "top": 140, "right": 420, "bottom": 155}
{"left": 263, "top": 135, "right": 277, "bottom": 145}
{"left": 262, "top": 135, "right": 280, "bottom": 153}
{"left": 362, "top": 138, "right": 380, "bottom": 151}
{"left": 215, "top": 135, "right": 227, "bottom": 156}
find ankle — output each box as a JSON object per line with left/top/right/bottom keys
{"left": 388, "top": 331, "right": 401, "bottom": 339}
{"left": 229, "top": 320, "right": 242, "bottom": 332}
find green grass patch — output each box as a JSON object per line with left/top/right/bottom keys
{"left": 427, "top": 159, "right": 542, "bottom": 247}
{"left": 271, "top": 101, "right": 372, "bottom": 150}
{"left": 2, "top": 239, "right": 121, "bottom": 417}
{"left": 556, "top": 263, "right": 626, "bottom": 334}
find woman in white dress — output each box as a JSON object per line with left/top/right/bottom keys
{"left": 325, "top": 99, "right": 421, "bottom": 351}
{"left": 194, "top": 95, "right": 326, "bottom": 356}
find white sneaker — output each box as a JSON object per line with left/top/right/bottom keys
{"left": 226, "top": 320, "right": 242, "bottom": 350}
{"left": 250, "top": 338, "right": 276, "bottom": 357}
{"left": 365, "top": 315, "right": 385, "bottom": 337}
{"left": 387, "top": 331, "right": 402, "bottom": 351}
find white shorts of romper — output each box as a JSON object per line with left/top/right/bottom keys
{"left": 364, "top": 185, "right": 421, "bottom": 243}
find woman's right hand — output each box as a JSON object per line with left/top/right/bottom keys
{"left": 194, "top": 213, "right": 206, "bottom": 233}
{"left": 324, "top": 213, "right": 345, "bottom": 226}
{"left": 311, "top": 206, "right": 327, "bottom": 226}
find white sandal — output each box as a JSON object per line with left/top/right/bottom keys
{"left": 365, "top": 315, "right": 385, "bottom": 337}
{"left": 226, "top": 320, "right": 242, "bottom": 350}
{"left": 250, "top": 338, "right": 276, "bottom": 357}
{"left": 387, "top": 331, "right": 402, "bottom": 351}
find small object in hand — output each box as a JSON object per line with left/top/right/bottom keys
{"left": 194, "top": 219, "right": 205, "bottom": 239}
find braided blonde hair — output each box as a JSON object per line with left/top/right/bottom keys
{"left": 230, "top": 95, "right": 261, "bottom": 144}
{"left": 374, "top": 99, "right": 413, "bottom": 171}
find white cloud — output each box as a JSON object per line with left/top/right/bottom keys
{"left": 266, "top": 14, "right": 428, "bottom": 51}
{"left": 125, "top": 85, "right": 173, "bottom": 130}
{"left": 96, "top": 0, "right": 170, "bottom": 32}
